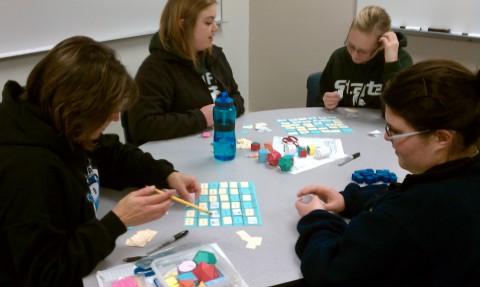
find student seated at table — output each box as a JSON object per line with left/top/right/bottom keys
{"left": 0, "top": 36, "right": 200, "bottom": 286}
{"left": 319, "top": 5, "right": 412, "bottom": 110}
{"left": 127, "top": 0, "right": 245, "bottom": 145}
{"left": 295, "top": 59, "right": 480, "bottom": 286}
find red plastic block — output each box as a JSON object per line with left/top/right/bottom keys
{"left": 267, "top": 150, "right": 282, "bottom": 166}
{"left": 178, "top": 279, "right": 195, "bottom": 287}
{"left": 193, "top": 262, "right": 219, "bottom": 283}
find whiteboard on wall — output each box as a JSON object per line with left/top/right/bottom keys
{"left": 0, "top": 0, "right": 223, "bottom": 59}
{"left": 356, "top": 0, "right": 480, "bottom": 35}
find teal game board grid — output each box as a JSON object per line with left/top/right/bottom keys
{"left": 184, "top": 181, "right": 262, "bottom": 228}
{"left": 277, "top": 116, "right": 353, "bottom": 135}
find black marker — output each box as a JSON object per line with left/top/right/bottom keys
{"left": 147, "top": 230, "right": 188, "bottom": 254}
{"left": 338, "top": 152, "right": 360, "bottom": 166}
{"left": 123, "top": 230, "right": 189, "bottom": 262}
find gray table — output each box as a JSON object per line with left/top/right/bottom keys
{"left": 83, "top": 107, "right": 407, "bottom": 287}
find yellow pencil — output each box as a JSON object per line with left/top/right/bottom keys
{"left": 155, "top": 188, "right": 212, "bottom": 215}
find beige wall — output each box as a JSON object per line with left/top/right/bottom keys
{"left": 406, "top": 35, "right": 480, "bottom": 71}
{"left": 249, "top": 0, "right": 355, "bottom": 111}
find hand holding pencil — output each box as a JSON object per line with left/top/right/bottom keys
{"left": 165, "top": 171, "right": 201, "bottom": 201}
{"left": 112, "top": 186, "right": 175, "bottom": 228}
{"left": 155, "top": 188, "right": 211, "bottom": 215}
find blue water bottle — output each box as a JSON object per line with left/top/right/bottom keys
{"left": 213, "top": 91, "right": 236, "bottom": 161}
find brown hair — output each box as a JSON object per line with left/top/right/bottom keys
{"left": 21, "top": 36, "right": 138, "bottom": 151}
{"left": 382, "top": 59, "right": 480, "bottom": 153}
{"left": 159, "top": 0, "right": 216, "bottom": 66}
{"left": 350, "top": 5, "right": 391, "bottom": 38}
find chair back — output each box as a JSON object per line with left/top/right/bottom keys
{"left": 306, "top": 71, "right": 322, "bottom": 107}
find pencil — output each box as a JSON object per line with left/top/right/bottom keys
{"left": 155, "top": 188, "right": 212, "bottom": 215}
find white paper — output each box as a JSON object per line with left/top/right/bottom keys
{"left": 272, "top": 136, "right": 346, "bottom": 174}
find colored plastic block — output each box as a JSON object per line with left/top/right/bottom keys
{"left": 204, "top": 276, "right": 226, "bottom": 286}
{"left": 267, "top": 150, "right": 281, "bottom": 166}
{"left": 250, "top": 142, "right": 260, "bottom": 151}
{"left": 112, "top": 276, "right": 141, "bottom": 287}
{"left": 258, "top": 149, "right": 268, "bottom": 163}
{"left": 352, "top": 173, "right": 365, "bottom": 184}
{"left": 263, "top": 142, "right": 273, "bottom": 151}
{"left": 390, "top": 175, "right": 398, "bottom": 183}
{"left": 193, "top": 251, "right": 217, "bottom": 265}
{"left": 178, "top": 279, "right": 195, "bottom": 287}
{"left": 177, "top": 272, "right": 198, "bottom": 285}
{"left": 193, "top": 262, "right": 219, "bottom": 283}
{"left": 178, "top": 261, "right": 197, "bottom": 274}
{"left": 297, "top": 147, "right": 308, "bottom": 158}
{"left": 279, "top": 155, "right": 294, "bottom": 171}
{"left": 352, "top": 169, "right": 397, "bottom": 185}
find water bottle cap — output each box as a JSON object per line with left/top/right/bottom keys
{"left": 215, "top": 91, "right": 234, "bottom": 107}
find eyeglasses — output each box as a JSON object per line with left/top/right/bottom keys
{"left": 385, "top": 124, "right": 431, "bottom": 141}
{"left": 346, "top": 41, "right": 378, "bottom": 57}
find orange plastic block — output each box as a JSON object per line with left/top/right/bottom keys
{"left": 263, "top": 142, "right": 273, "bottom": 152}
{"left": 178, "top": 279, "right": 195, "bottom": 287}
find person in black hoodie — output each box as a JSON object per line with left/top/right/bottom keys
{"left": 0, "top": 36, "right": 200, "bottom": 286}
{"left": 319, "top": 5, "right": 413, "bottom": 110}
{"left": 295, "top": 59, "right": 480, "bottom": 286}
{"left": 127, "top": 0, "right": 245, "bottom": 145}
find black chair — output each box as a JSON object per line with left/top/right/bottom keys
{"left": 306, "top": 71, "right": 322, "bottom": 107}
{"left": 120, "top": 111, "right": 134, "bottom": 144}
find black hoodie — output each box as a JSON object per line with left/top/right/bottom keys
{"left": 0, "top": 80, "right": 176, "bottom": 286}
{"left": 318, "top": 32, "right": 413, "bottom": 109}
{"left": 128, "top": 33, "right": 245, "bottom": 145}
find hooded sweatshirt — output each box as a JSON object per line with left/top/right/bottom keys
{"left": 128, "top": 33, "right": 245, "bottom": 145}
{"left": 318, "top": 31, "right": 413, "bottom": 109}
{"left": 296, "top": 155, "right": 480, "bottom": 286}
{"left": 0, "top": 80, "right": 176, "bottom": 286}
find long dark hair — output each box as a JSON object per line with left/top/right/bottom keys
{"left": 382, "top": 59, "right": 480, "bottom": 153}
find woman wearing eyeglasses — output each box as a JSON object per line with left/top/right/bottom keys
{"left": 295, "top": 59, "right": 480, "bottom": 286}
{"left": 319, "top": 5, "right": 413, "bottom": 110}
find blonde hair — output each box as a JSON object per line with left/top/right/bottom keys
{"left": 159, "top": 0, "right": 216, "bottom": 67}
{"left": 351, "top": 5, "right": 391, "bottom": 38}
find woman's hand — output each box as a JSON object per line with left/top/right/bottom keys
{"left": 113, "top": 186, "right": 173, "bottom": 227}
{"left": 295, "top": 184, "right": 345, "bottom": 217}
{"left": 166, "top": 171, "right": 201, "bottom": 202}
{"left": 200, "top": 103, "right": 215, "bottom": 127}
{"left": 379, "top": 31, "right": 399, "bottom": 63}
{"left": 323, "top": 91, "right": 342, "bottom": 110}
